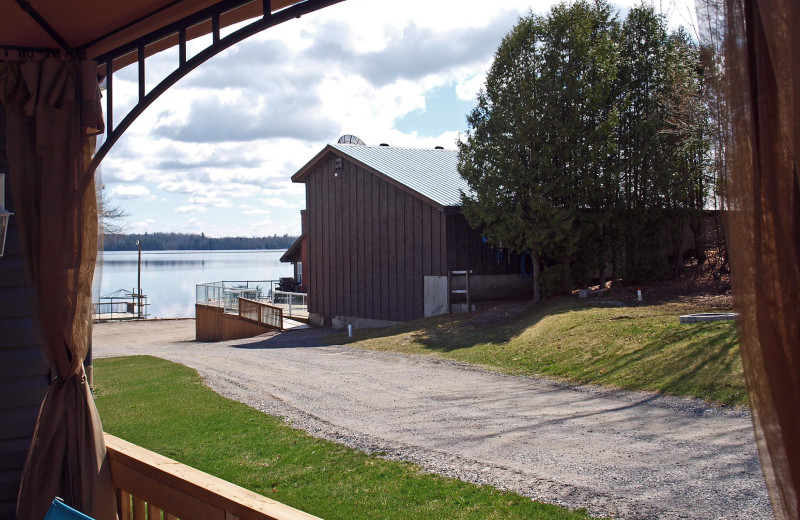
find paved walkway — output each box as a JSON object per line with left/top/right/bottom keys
{"left": 93, "top": 320, "right": 771, "bottom": 520}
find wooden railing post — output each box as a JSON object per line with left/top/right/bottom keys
{"left": 105, "top": 433, "right": 322, "bottom": 520}
{"left": 238, "top": 297, "right": 284, "bottom": 330}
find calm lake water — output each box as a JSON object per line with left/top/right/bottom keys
{"left": 94, "top": 250, "right": 292, "bottom": 319}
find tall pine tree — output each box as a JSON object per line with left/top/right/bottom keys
{"left": 459, "top": 1, "right": 711, "bottom": 295}
{"left": 459, "top": 0, "right": 619, "bottom": 297}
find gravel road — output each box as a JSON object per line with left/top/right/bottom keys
{"left": 93, "top": 320, "right": 771, "bottom": 520}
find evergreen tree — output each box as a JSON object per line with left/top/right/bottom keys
{"left": 662, "top": 28, "right": 712, "bottom": 274}
{"left": 615, "top": 4, "right": 673, "bottom": 281}
{"left": 615, "top": 7, "right": 710, "bottom": 280}
{"left": 459, "top": 1, "right": 712, "bottom": 294}
{"left": 538, "top": 0, "right": 619, "bottom": 288}
{"left": 459, "top": 0, "right": 619, "bottom": 297}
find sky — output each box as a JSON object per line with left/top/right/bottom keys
{"left": 100, "top": 0, "right": 698, "bottom": 239}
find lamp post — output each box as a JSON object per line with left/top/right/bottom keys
{"left": 136, "top": 239, "right": 142, "bottom": 318}
{"left": 0, "top": 174, "right": 13, "bottom": 257}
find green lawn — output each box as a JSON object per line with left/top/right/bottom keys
{"left": 337, "top": 298, "right": 745, "bottom": 406}
{"left": 94, "top": 356, "right": 597, "bottom": 520}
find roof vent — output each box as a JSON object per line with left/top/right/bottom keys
{"left": 435, "top": 146, "right": 444, "bottom": 149}
{"left": 379, "top": 143, "right": 389, "bottom": 147}
{"left": 337, "top": 134, "right": 366, "bottom": 145}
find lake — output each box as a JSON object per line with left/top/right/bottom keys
{"left": 94, "top": 250, "right": 292, "bottom": 319}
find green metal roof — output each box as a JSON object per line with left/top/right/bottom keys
{"left": 329, "top": 144, "right": 470, "bottom": 207}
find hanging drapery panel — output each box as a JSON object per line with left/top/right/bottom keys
{"left": 0, "top": 57, "right": 117, "bottom": 520}
{"left": 722, "top": 0, "right": 800, "bottom": 518}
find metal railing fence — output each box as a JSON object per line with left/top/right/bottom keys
{"left": 272, "top": 290, "right": 308, "bottom": 318}
{"left": 93, "top": 290, "right": 149, "bottom": 320}
{"left": 196, "top": 280, "right": 280, "bottom": 313}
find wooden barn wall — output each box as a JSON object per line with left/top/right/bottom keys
{"left": 299, "top": 210, "right": 308, "bottom": 291}
{"left": 445, "top": 213, "right": 521, "bottom": 276}
{"left": 0, "top": 187, "right": 50, "bottom": 519}
{"left": 305, "top": 154, "right": 447, "bottom": 322}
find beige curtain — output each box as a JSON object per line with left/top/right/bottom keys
{"left": 0, "top": 57, "right": 117, "bottom": 520}
{"left": 722, "top": 0, "right": 800, "bottom": 518}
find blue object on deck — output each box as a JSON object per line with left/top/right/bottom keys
{"left": 44, "top": 498, "right": 95, "bottom": 520}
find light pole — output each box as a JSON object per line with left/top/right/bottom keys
{"left": 136, "top": 239, "right": 142, "bottom": 318}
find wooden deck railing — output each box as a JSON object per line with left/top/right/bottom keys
{"left": 239, "top": 298, "right": 283, "bottom": 330}
{"left": 105, "top": 433, "right": 321, "bottom": 520}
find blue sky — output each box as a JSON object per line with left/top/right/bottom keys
{"left": 394, "top": 84, "right": 478, "bottom": 138}
{"left": 100, "top": 0, "right": 698, "bottom": 239}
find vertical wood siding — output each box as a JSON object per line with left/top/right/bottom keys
{"left": 303, "top": 154, "right": 449, "bottom": 322}
{"left": 302, "top": 152, "right": 519, "bottom": 324}
{"left": 355, "top": 170, "right": 366, "bottom": 319}
{"left": 445, "top": 213, "right": 521, "bottom": 275}
{"left": 395, "top": 188, "right": 406, "bottom": 320}
{"left": 379, "top": 181, "right": 389, "bottom": 319}
{"left": 403, "top": 191, "right": 415, "bottom": 320}
{"left": 0, "top": 202, "right": 50, "bottom": 520}
{"left": 387, "top": 185, "right": 397, "bottom": 319}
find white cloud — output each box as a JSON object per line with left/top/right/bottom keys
{"left": 172, "top": 218, "right": 205, "bottom": 232}
{"left": 108, "top": 185, "right": 156, "bottom": 200}
{"left": 263, "top": 198, "right": 299, "bottom": 209}
{"left": 243, "top": 216, "right": 300, "bottom": 237}
{"left": 157, "top": 181, "right": 205, "bottom": 194}
{"left": 186, "top": 194, "right": 233, "bottom": 208}
{"left": 128, "top": 218, "right": 156, "bottom": 233}
{"left": 152, "top": 93, "right": 339, "bottom": 143}
{"left": 243, "top": 208, "right": 272, "bottom": 215}
{"left": 455, "top": 71, "right": 488, "bottom": 102}
{"left": 98, "top": 0, "right": 697, "bottom": 237}
{"left": 175, "top": 204, "right": 207, "bottom": 214}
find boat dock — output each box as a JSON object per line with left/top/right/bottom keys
{"left": 93, "top": 289, "right": 149, "bottom": 321}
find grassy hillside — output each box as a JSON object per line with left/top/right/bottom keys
{"left": 338, "top": 298, "right": 745, "bottom": 406}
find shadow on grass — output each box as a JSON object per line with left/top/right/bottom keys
{"left": 337, "top": 297, "right": 582, "bottom": 353}
{"left": 336, "top": 295, "right": 744, "bottom": 406}
{"left": 589, "top": 323, "right": 742, "bottom": 404}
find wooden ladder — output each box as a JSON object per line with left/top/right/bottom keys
{"left": 447, "top": 269, "right": 472, "bottom": 314}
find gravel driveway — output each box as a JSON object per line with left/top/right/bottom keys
{"left": 93, "top": 320, "right": 771, "bottom": 520}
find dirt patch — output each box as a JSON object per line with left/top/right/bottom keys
{"left": 575, "top": 248, "right": 733, "bottom": 309}
{"left": 467, "top": 302, "right": 533, "bottom": 326}
{"left": 91, "top": 319, "right": 196, "bottom": 348}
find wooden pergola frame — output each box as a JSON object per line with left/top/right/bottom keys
{"left": 2, "top": 0, "right": 345, "bottom": 175}
{"left": 0, "top": 2, "right": 346, "bottom": 518}
{"left": 2, "top": 0, "right": 798, "bottom": 518}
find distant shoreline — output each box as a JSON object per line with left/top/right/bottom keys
{"left": 103, "top": 232, "right": 299, "bottom": 252}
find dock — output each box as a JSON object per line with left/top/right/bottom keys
{"left": 93, "top": 288, "right": 149, "bottom": 321}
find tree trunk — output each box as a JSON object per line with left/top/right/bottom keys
{"left": 690, "top": 213, "right": 707, "bottom": 265}
{"left": 532, "top": 248, "right": 541, "bottom": 302}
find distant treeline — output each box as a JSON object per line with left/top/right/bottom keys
{"left": 103, "top": 232, "right": 298, "bottom": 251}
